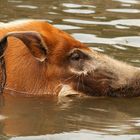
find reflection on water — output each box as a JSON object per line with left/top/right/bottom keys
{"left": 0, "top": 0, "right": 140, "bottom": 139}
{"left": 63, "top": 18, "right": 140, "bottom": 27}
{"left": 0, "top": 94, "right": 140, "bottom": 140}
{"left": 106, "top": 8, "right": 140, "bottom": 13}
{"left": 10, "top": 131, "right": 140, "bottom": 140}
{"left": 113, "top": 0, "right": 140, "bottom": 4}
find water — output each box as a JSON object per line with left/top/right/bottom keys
{"left": 0, "top": 0, "right": 140, "bottom": 139}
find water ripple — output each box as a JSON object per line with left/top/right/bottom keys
{"left": 113, "top": 0, "right": 140, "bottom": 4}
{"left": 0, "top": 115, "right": 8, "bottom": 120}
{"left": 11, "top": 130, "right": 140, "bottom": 140}
{"left": 64, "top": 19, "right": 140, "bottom": 27}
{"left": 8, "top": 0, "right": 22, "bottom": 3}
{"left": 62, "top": 3, "right": 96, "bottom": 8}
{"left": 72, "top": 33, "right": 140, "bottom": 48}
{"left": 107, "top": 9, "right": 140, "bottom": 13}
{"left": 54, "top": 24, "right": 82, "bottom": 30}
{"left": 63, "top": 9, "right": 95, "bottom": 14}
{"left": 16, "top": 5, "right": 38, "bottom": 9}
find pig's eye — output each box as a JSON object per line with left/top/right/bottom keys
{"left": 70, "top": 52, "right": 81, "bottom": 61}
{"left": 69, "top": 50, "right": 89, "bottom": 62}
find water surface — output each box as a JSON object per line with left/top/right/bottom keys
{"left": 0, "top": 0, "right": 140, "bottom": 139}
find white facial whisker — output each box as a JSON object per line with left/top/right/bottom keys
{"left": 64, "top": 74, "right": 76, "bottom": 83}
{"left": 81, "top": 74, "right": 85, "bottom": 90}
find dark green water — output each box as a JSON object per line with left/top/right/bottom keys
{"left": 0, "top": 0, "right": 140, "bottom": 139}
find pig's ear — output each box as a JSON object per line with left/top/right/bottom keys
{"left": 0, "top": 31, "right": 47, "bottom": 62}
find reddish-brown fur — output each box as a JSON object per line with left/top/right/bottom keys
{"left": 0, "top": 20, "right": 89, "bottom": 96}
{"left": 0, "top": 20, "right": 139, "bottom": 97}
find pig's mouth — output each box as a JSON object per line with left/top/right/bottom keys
{"left": 70, "top": 71, "right": 113, "bottom": 97}
{"left": 66, "top": 64, "right": 137, "bottom": 97}
{"left": 71, "top": 68, "right": 140, "bottom": 97}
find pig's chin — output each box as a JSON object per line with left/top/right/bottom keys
{"left": 70, "top": 70, "right": 114, "bottom": 96}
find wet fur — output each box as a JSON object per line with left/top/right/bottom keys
{"left": 0, "top": 20, "right": 140, "bottom": 97}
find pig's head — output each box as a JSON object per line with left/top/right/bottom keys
{"left": 0, "top": 29, "right": 139, "bottom": 97}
